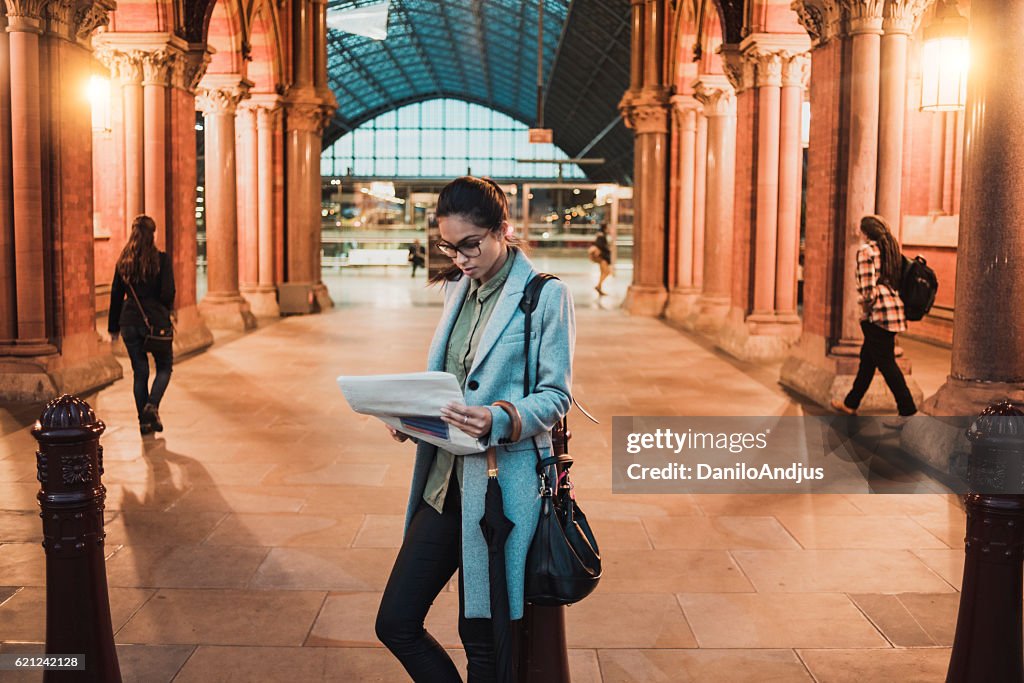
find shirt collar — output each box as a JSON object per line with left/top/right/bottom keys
{"left": 469, "top": 248, "right": 516, "bottom": 303}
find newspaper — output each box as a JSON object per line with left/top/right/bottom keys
{"left": 337, "top": 371, "right": 487, "bottom": 455}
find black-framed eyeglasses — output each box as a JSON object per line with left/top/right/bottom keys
{"left": 436, "top": 233, "right": 489, "bottom": 259}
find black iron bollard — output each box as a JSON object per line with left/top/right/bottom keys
{"left": 517, "top": 417, "right": 572, "bottom": 683}
{"left": 946, "top": 400, "right": 1024, "bottom": 683}
{"left": 32, "top": 395, "right": 121, "bottom": 682}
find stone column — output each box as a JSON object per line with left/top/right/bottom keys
{"left": 904, "top": 0, "right": 1024, "bottom": 465}
{"left": 141, "top": 50, "right": 170, "bottom": 247}
{"left": 688, "top": 76, "right": 736, "bottom": 333}
{"left": 751, "top": 50, "right": 784, "bottom": 320}
{"left": 283, "top": 102, "right": 322, "bottom": 291}
{"left": 0, "top": 13, "right": 17, "bottom": 343}
{"left": 241, "top": 97, "right": 280, "bottom": 316}
{"left": 236, "top": 104, "right": 258, "bottom": 292}
{"left": 876, "top": 0, "right": 929, "bottom": 229}
{"left": 5, "top": 0, "right": 50, "bottom": 350}
{"left": 119, "top": 53, "right": 144, "bottom": 231}
{"left": 692, "top": 112, "right": 707, "bottom": 290}
{"left": 665, "top": 96, "right": 701, "bottom": 322}
{"left": 776, "top": 53, "right": 810, "bottom": 319}
{"left": 196, "top": 77, "right": 256, "bottom": 331}
{"left": 836, "top": 2, "right": 884, "bottom": 352}
{"left": 629, "top": 0, "right": 644, "bottom": 91}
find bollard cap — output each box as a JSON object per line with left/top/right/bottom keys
{"left": 33, "top": 394, "right": 105, "bottom": 442}
{"left": 967, "top": 400, "right": 1024, "bottom": 447}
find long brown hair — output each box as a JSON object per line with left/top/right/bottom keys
{"left": 116, "top": 215, "right": 160, "bottom": 284}
{"left": 429, "top": 176, "right": 522, "bottom": 284}
{"left": 860, "top": 214, "right": 902, "bottom": 290}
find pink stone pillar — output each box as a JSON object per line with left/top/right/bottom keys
{"left": 876, "top": 2, "right": 922, "bottom": 230}
{"left": 665, "top": 97, "right": 700, "bottom": 322}
{"left": 142, "top": 52, "right": 169, "bottom": 247}
{"left": 120, "top": 55, "right": 144, "bottom": 231}
{"left": 750, "top": 54, "right": 783, "bottom": 319}
{"left": 629, "top": 0, "right": 644, "bottom": 91}
{"left": 776, "top": 53, "right": 809, "bottom": 319}
{"left": 837, "top": 10, "right": 883, "bottom": 351}
{"left": 255, "top": 103, "right": 280, "bottom": 315}
{"left": 0, "top": 20, "right": 15, "bottom": 342}
{"left": 692, "top": 112, "right": 707, "bottom": 290}
{"left": 236, "top": 105, "right": 258, "bottom": 289}
{"left": 196, "top": 80, "right": 256, "bottom": 331}
{"left": 293, "top": 0, "right": 313, "bottom": 87}
{"left": 6, "top": 10, "right": 49, "bottom": 348}
{"left": 690, "top": 76, "right": 736, "bottom": 333}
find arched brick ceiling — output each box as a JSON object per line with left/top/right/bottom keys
{"left": 325, "top": 0, "right": 633, "bottom": 182}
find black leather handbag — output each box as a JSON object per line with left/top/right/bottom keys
{"left": 126, "top": 279, "right": 174, "bottom": 355}
{"left": 517, "top": 274, "right": 602, "bottom": 606}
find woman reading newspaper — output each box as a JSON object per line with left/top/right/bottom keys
{"left": 375, "top": 176, "right": 576, "bottom": 682}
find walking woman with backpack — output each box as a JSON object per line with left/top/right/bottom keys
{"left": 831, "top": 214, "right": 917, "bottom": 426}
{"left": 375, "top": 176, "right": 576, "bottom": 682}
{"left": 108, "top": 215, "right": 176, "bottom": 435}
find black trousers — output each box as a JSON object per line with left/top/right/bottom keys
{"left": 376, "top": 479, "right": 498, "bottom": 682}
{"left": 844, "top": 320, "right": 917, "bottom": 416}
{"left": 121, "top": 325, "right": 173, "bottom": 420}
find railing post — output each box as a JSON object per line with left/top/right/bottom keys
{"left": 517, "top": 417, "right": 572, "bottom": 683}
{"left": 947, "top": 400, "right": 1024, "bottom": 683}
{"left": 32, "top": 394, "right": 121, "bottom": 682}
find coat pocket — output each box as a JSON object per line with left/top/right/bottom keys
{"left": 498, "top": 330, "right": 538, "bottom": 346}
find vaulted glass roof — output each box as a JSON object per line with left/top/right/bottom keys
{"left": 325, "top": 0, "right": 633, "bottom": 182}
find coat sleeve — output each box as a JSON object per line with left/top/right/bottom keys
{"left": 108, "top": 271, "right": 125, "bottom": 334}
{"left": 159, "top": 252, "right": 176, "bottom": 311}
{"left": 856, "top": 244, "right": 877, "bottom": 312}
{"left": 485, "top": 279, "right": 575, "bottom": 447}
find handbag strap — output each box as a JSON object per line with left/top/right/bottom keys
{"left": 124, "top": 278, "right": 154, "bottom": 334}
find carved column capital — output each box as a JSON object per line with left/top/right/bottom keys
{"left": 285, "top": 101, "right": 329, "bottom": 133}
{"left": 96, "top": 48, "right": 144, "bottom": 84}
{"left": 40, "top": 0, "right": 114, "bottom": 42}
{"left": 882, "top": 0, "right": 931, "bottom": 34}
{"left": 170, "top": 50, "right": 211, "bottom": 93}
{"left": 141, "top": 48, "right": 174, "bottom": 87}
{"left": 719, "top": 45, "right": 753, "bottom": 93}
{"left": 692, "top": 76, "right": 736, "bottom": 118}
{"left": 791, "top": 0, "right": 843, "bottom": 46}
{"left": 781, "top": 52, "right": 812, "bottom": 88}
{"left": 196, "top": 77, "right": 251, "bottom": 116}
{"left": 4, "top": 0, "right": 49, "bottom": 31}
{"left": 841, "top": 0, "right": 885, "bottom": 34}
{"left": 73, "top": 0, "right": 112, "bottom": 44}
{"left": 739, "top": 35, "right": 812, "bottom": 89}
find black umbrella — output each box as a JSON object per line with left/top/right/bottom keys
{"left": 479, "top": 447, "right": 517, "bottom": 683}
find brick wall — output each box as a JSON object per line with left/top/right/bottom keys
{"left": 169, "top": 86, "right": 198, "bottom": 313}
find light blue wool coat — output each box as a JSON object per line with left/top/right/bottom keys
{"left": 403, "top": 249, "right": 575, "bottom": 620}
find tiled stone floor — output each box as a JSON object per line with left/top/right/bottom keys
{"left": 0, "top": 258, "right": 964, "bottom": 682}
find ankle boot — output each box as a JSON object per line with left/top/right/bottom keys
{"left": 143, "top": 403, "right": 163, "bottom": 432}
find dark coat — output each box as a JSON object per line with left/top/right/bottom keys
{"left": 108, "top": 251, "right": 175, "bottom": 333}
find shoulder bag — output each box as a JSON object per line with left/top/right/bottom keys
{"left": 517, "top": 274, "right": 602, "bottom": 606}
{"left": 125, "top": 278, "right": 174, "bottom": 355}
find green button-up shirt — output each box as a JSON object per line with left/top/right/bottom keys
{"left": 422, "top": 249, "right": 516, "bottom": 513}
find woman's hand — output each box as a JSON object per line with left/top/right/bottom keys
{"left": 386, "top": 425, "right": 409, "bottom": 443}
{"left": 440, "top": 402, "right": 492, "bottom": 440}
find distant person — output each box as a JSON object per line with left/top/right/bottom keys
{"left": 408, "top": 239, "right": 426, "bottom": 277}
{"left": 831, "top": 214, "right": 917, "bottom": 427}
{"left": 588, "top": 225, "right": 612, "bottom": 295}
{"left": 108, "top": 215, "right": 175, "bottom": 435}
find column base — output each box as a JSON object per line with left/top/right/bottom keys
{"left": 685, "top": 295, "right": 730, "bottom": 334}
{"left": 622, "top": 284, "right": 668, "bottom": 317}
{"left": 199, "top": 294, "right": 258, "bottom": 331}
{"left": 241, "top": 286, "right": 281, "bottom": 317}
{"left": 901, "top": 376, "right": 1024, "bottom": 473}
{"left": 173, "top": 306, "right": 215, "bottom": 357}
{"left": 717, "top": 308, "right": 802, "bottom": 363}
{"left": 664, "top": 288, "right": 701, "bottom": 323}
{"left": 313, "top": 282, "right": 334, "bottom": 311}
{"left": 779, "top": 332, "right": 924, "bottom": 411}
{"left": 0, "top": 351, "right": 123, "bottom": 403}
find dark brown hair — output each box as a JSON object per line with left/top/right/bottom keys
{"left": 860, "top": 214, "right": 902, "bottom": 290}
{"left": 116, "top": 214, "right": 160, "bottom": 284}
{"left": 430, "top": 176, "right": 520, "bottom": 284}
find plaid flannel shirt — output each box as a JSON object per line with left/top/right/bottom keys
{"left": 856, "top": 241, "right": 906, "bottom": 333}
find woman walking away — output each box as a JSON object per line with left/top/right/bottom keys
{"left": 589, "top": 225, "right": 612, "bottom": 295}
{"left": 108, "top": 215, "right": 176, "bottom": 435}
{"left": 831, "top": 214, "right": 917, "bottom": 427}
{"left": 375, "top": 176, "right": 575, "bottom": 682}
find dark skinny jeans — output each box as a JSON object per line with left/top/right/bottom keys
{"left": 844, "top": 320, "right": 917, "bottom": 416}
{"left": 376, "top": 478, "right": 498, "bottom": 682}
{"left": 121, "top": 325, "right": 173, "bottom": 420}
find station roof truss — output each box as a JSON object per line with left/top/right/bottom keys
{"left": 325, "top": 0, "right": 633, "bottom": 183}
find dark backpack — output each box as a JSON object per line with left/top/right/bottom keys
{"left": 899, "top": 255, "right": 938, "bottom": 322}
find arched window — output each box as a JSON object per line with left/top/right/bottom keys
{"left": 322, "top": 98, "right": 586, "bottom": 180}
